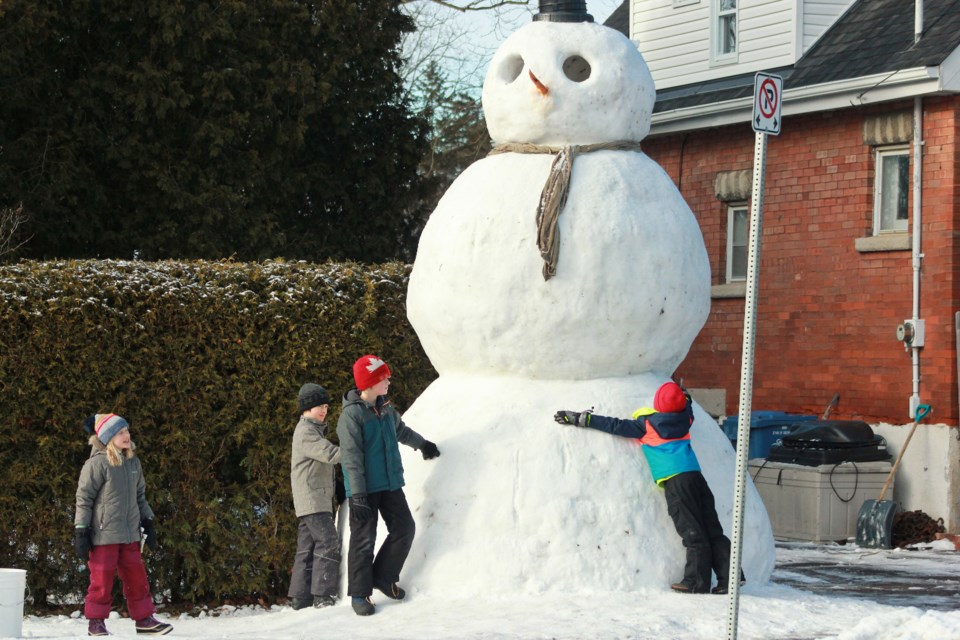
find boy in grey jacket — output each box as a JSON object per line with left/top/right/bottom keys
{"left": 287, "top": 383, "right": 341, "bottom": 610}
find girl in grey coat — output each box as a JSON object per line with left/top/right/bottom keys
{"left": 74, "top": 413, "right": 172, "bottom": 636}
{"left": 287, "top": 384, "right": 342, "bottom": 610}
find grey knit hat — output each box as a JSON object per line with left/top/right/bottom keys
{"left": 298, "top": 383, "right": 330, "bottom": 412}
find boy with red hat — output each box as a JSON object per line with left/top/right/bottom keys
{"left": 337, "top": 355, "right": 440, "bottom": 616}
{"left": 554, "top": 381, "right": 742, "bottom": 595}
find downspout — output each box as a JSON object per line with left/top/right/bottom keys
{"left": 913, "top": 0, "right": 923, "bottom": 44}
{"left": 915, "top": 0, "right": 923, "bottom": 44}
{"left": 910, "top": 96, "right": 923, "bottom": 420}
{"left": 909, "top": 1, "right": 924, "bottom": 418}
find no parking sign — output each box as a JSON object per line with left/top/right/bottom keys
{"left": 752, "top": 72, "right": 782, "bottom": 135}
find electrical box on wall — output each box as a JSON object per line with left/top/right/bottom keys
{"left": 896, "top": 319, "right": 925, "bottom": 348}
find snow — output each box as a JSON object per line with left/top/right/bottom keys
{"left": 397, "top": 375, "right": 775, "bottom": 596}
{"left": 18, "top": 541, "right": 960, "bottom": 639}
{"left": 482, "top": 22, "right": 655, "bottom": 145}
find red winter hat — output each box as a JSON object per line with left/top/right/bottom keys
{"left": 653, "top": 382, "right": 687, "bottom": 413}
{"left": 353, "top": 355, "right": 392, "bottom": 391}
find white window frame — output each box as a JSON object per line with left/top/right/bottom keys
{"left": 726, "top": 203, "right": 749, "bottom": 283}
{"left": 710, "top": 0, "right": 739, "bottom": 65}
{"left": 873, "top": 146, "right": 910, "bottom": 235}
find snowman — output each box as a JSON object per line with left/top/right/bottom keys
{"left": 399, "top": 1, "right": 775, "bottom": 597}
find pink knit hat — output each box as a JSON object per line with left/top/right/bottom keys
{"left": 353, "top": 355, "right": 391, "bottom": 391}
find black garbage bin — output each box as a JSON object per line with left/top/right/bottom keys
{"left": 766, "top": 420, "right": 891, "bottom": 466}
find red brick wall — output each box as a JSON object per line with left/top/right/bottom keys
{"left": 643, "top": 97, "right": 959, "bottom": 424}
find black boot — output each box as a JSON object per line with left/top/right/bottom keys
{"left": 313, "top": 595, "right": 337, "bottom": 608}
{"left": 351, "top": 596, "right": 375, "bottom": 616}
{"left": 373, "top": 581, "right": 406, "bottom": 600}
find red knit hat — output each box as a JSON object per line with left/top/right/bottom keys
{"left": 653, "top": 382, "right": 687, "bottom": 413}
{"left": 353, "top": 355, "right": 392, "bottom": 391}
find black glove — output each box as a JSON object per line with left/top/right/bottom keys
{"left": 349, "top": 494, "right": 373, "bottom": 526}
{"left": 141, "top": 519, "right": 158, "bottom": 551}
{"left": 335, "top": 476, "right": 346, "bottom": 506}
{"left": 420, "top": 440, "right": 440, "bottom": 460}
{"left": 554, "top": 410, "right": 591, "bottom": 427}
{"left": 75, "top": 527, "right": 92, "bottom": 561}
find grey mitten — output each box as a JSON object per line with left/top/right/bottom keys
{"left": 553, "top": 410, "right": 591, "bottom": 427}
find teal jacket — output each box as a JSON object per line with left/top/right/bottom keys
{"left": 337, "top": 390, "right": 426, "bottom": 497}
{"left": 584, "top": 404, "right": 701, "bottom": 485}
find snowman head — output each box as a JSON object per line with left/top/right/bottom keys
{"left": 481, "top": 20, "right": 655, "bottom": 146}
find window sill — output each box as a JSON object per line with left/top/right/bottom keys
{"left": 709, "top": 56, "right": 739, "bottom": 68}
{"left": 855, "top": 234, "right": 911, "bottom": 253}
{"left": 711, "top": 282, "right": 746, "bottom": 298}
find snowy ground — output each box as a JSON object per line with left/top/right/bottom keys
{"left": 17, "top": 541, "right": 960, "bottom": 640}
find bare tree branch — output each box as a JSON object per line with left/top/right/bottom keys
{"left": 0, "top": 202, "right": 31, "bottom": 259}
{"left": 402, "top": 0, "right": 531, "bottom": 12}
{"left": 400, "top": 0, "right": 533, "bottom": 105}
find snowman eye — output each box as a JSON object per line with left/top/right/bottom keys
{"left": 562, "top": 55, "right": 591, "bottom": 82}
{"left": 498, "top": 54, "right": 525, "bottom": 84}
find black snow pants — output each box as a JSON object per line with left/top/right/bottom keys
{"left": 347, "top": 488, "right": 415, "bottom": 598}
{"left": 288, "top": 511, "right": 341, "bottom": 599}
{"left": 663, "top": 471, "right": 733, "bottom": 593}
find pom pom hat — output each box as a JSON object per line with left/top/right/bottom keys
{"left": 653, "top": 382, "right": 687, "bottom": 413}
{"left": 94, "top": 413, "right": 129, "bottom": 444}
{"left": 298, "top": 383, "right": 330, "bottom": 412}
{"left": 353, "top": 355, "right": 391, "bottom": 391}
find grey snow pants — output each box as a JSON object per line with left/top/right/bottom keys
{"left": 288, "top": 511, "right": 341, "bottom": 599}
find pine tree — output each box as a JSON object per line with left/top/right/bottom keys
{"left": 406, "top": 61, "right": 490, "bottom": 247}
{"left": 0, "top": 0, "right": 429, "bottom": 261}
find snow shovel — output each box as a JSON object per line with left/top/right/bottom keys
{"left": 855, "top": 404, "right": 931, "bottom": 548}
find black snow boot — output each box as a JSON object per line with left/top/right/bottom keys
{"left": 351, "top": 596, "right": 375, "bottom": 616}
{"left": 373, "top": 581, "right": 406, "bottom": 600}
{"left": 313, "top": 595, "right": 337, "bottom": 608}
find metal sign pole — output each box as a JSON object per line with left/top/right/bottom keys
{"left": 726, "top": 129, "right": 768, "bottom": 640}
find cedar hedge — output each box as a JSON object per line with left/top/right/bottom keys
{"left": 0, "top": 259, "right": 436, "bottom": 610}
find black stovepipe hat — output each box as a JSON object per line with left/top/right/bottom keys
{"left": 532, "top": 0, "right": 594, "bottom": 23}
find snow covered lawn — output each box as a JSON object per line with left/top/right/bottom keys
{"left": 20, "top": 541, "right": 960, "bottom": 640}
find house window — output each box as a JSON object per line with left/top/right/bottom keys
{"left": 726, "top": 204, "right": 749, "bottom": 282}
{"left": 712, "top": 0, "right": 738, "bottom": 62}
{"left": 873, "top": 146, "right": 909, "bottom": 234}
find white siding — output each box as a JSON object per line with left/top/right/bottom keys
{"left": 802, "top": 0, "right": 855, "bottom": 52}
{"left": 631, "top": 0, "right": 849, "bottom": 91}
{"left": 632, "top": 0, "right": 711, "bottom": 89}
{"left": 723, "top": 0, "right": 796, "bottom": 76}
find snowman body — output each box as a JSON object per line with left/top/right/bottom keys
{"left": 398, "top": 20, "right": 775, "bottom": 597}
{"left": 407, "top": 149, "right": 710, "bottom": 379}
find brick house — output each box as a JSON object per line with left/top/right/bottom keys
{"left": 606, "top": 0, "right": 960, "bottom": 529}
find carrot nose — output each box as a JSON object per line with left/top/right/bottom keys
{"left": 529, "top": 70, "right": 549, "bottom": 95}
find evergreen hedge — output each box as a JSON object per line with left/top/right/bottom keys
{"left": 0, "top": 259, "right": 435, "bottom": 610}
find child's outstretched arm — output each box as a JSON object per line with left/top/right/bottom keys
{"left": 553, "top": 409, "right": 648, "bottom": 439}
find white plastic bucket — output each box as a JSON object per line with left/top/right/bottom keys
{"left": 0, "top": 569, "right": 26, "bottom": 638}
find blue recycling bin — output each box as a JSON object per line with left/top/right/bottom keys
{"left": 721, "top": 411, "right": 818, "bottom": 459}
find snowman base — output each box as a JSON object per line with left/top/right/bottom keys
{"left": 397, "top": 372, "right": 776, "bottom": 597}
